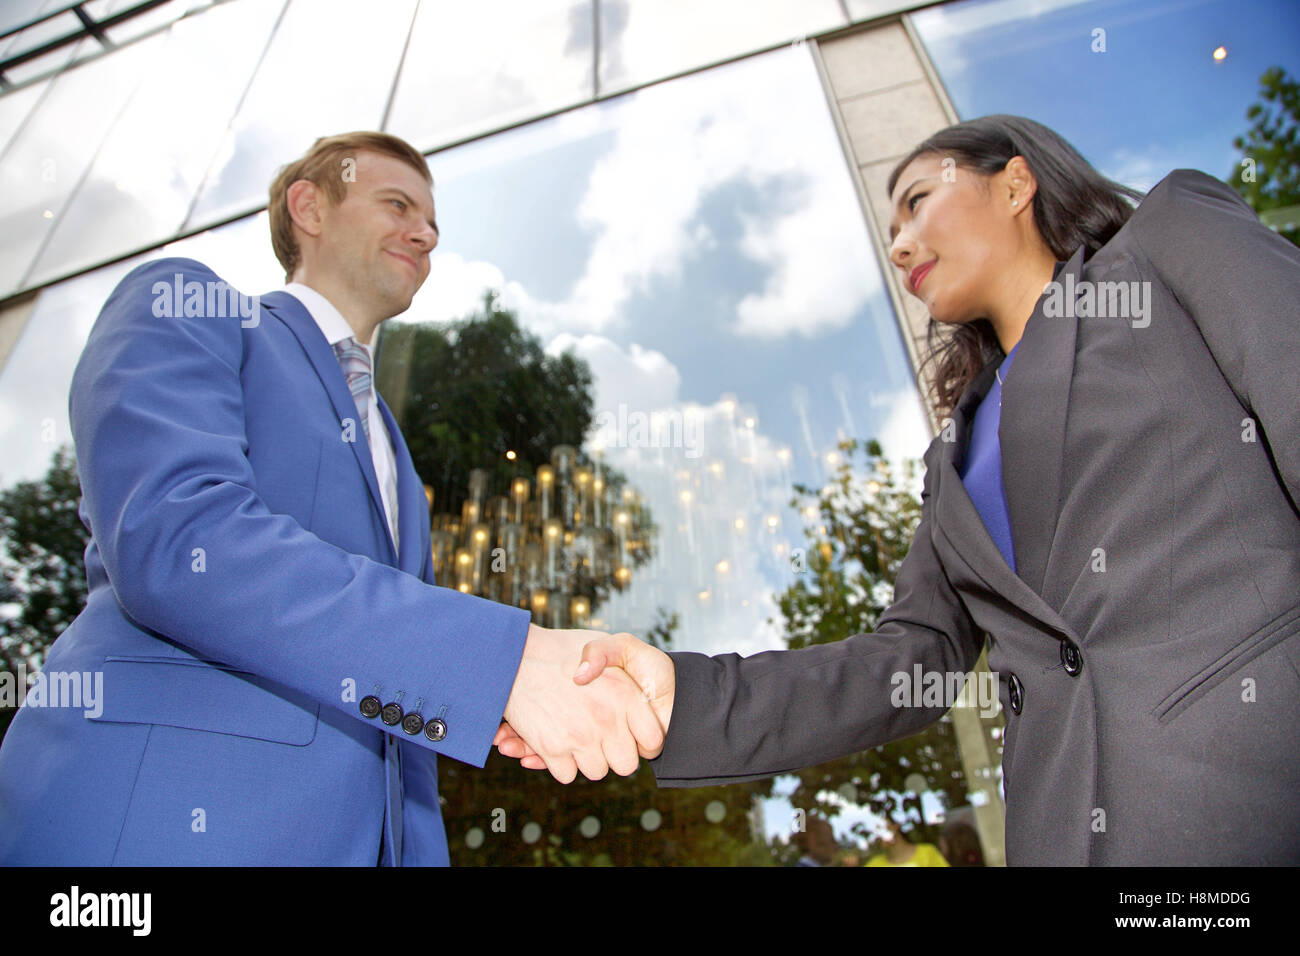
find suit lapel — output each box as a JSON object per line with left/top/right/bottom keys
{"left": 1000, "top": 244, "right": 1087, "bottom": 599}
{"left": 931, "top": 245, "right": 1089, "bottom": 644}
{"left": 261, "top": 291, "right": 393, "bottom": 561}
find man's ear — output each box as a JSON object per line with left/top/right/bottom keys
{"left": 285, "top": 179, "right": 326, "bottom": 240}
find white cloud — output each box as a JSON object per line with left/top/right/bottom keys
{"left": 735, "top": 177, "right": 881, "bottom": 339}
{"left": 546, "top": 332, "right": 681, "bottom": 417}
{"left": 450, "top": 46, "right": 879, "bottom": 343}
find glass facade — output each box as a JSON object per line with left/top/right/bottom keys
{"left": 0, "top": 0, "right": 1294, "bottom": 865}
{"left": 384, "top": 42, "right": 926, "bottom": 661}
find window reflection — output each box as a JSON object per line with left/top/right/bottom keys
{"left": 0, "top": 0, "right": 51, "bottom": 40}
{"left": 0, "top": 79, "right": 47, "bottom": 156}
{"left": 0, "top": 0, "right": 91, "bottom": 85}
{"left": 598, "top": 0, "right": 846, "bottom": 94}
{"left": 388, "top": 44, "right": 927, "bottom": 659}
{"left": 0, "top": 212, "right": 277, "bottom": 487}
{"left": 25, "top": 0, "right": 285, "bottom": 288}
{"left": 0, "top": 30, "right": 162, "bottom": 297}
{"left": 183, "top": 0, "right": 414, "bottom": 231}
{"left": 375, "top": 43, "right": 938, "bottom": 863}
{"left": 845, "top": 0, "right": 923, "bottom": 21}
{"left": 386, "top": 0, "right": 593, "bottom": 152}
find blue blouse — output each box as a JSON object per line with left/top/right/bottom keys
{"left": 959, "top": 339, "right": 1021, "bottom": 573}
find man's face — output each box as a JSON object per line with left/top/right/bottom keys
{"left": 315, "top": 150, "right": 438, "bottom": 320}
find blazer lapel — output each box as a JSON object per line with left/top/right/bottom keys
{"left": 930, "top": 245, "right": 1089, "bottom": 644}
{"left": 375, "top": 393, "right": 428, "bottom": 577}
{"left": 1000, "top": 244, "right": 1087, "bottom": 599}
{"left": 260, "top": 291, "right": 392, "bottom": 558}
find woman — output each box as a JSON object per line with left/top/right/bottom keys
{"left": 497, "top": 115, "right": 1300, "bottom": 866}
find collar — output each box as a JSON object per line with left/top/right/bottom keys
{"left": 282, "top": 282, "right": 367, "bottom": 352}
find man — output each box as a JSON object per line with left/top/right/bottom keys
{"left": 0, "top": 131, "right": 663, "bottom": 866}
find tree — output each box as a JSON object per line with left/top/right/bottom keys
{"left": 0, "top": 446, "right": 88, "bottom": 739}
{"left": 766, "top": 438, "right": 990, "bottom": 850}
{"left": 1230, "top": 65, "right": 1300, "bottom": 246}
{"left": 377, "top": 290, "right": 596, "bottom": 518}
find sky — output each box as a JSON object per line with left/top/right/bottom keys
{"left": 914, "top": 0, "right": 1300, "bottom": 191}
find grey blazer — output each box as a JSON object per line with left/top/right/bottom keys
{"left": 649, "top": 169, "right": 1300, "bottom": 866}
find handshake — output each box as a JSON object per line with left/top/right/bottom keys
{"left": 493, "top": 624, "right": 675, "bottom": 783}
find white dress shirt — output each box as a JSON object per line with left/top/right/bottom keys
{"left": 283, "top": 282, "right": 400, "bottom": 552}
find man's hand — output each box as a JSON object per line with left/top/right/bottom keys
{"left": 496, "top": 631, "right": 675, "bottom": 776}
{"left": 499, "top": 624, "right": 668, "bottom": 784}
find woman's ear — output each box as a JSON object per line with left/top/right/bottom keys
{"left": 1002, "top": 155, "right": 1038, "bottom": 211}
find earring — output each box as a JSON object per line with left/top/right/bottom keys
{"left": 1011, "top": 199, "right": 1019, "bottom": 206}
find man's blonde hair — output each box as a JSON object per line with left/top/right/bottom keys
{"left": 268, "top": 131, "right": 432, "bottom": 281}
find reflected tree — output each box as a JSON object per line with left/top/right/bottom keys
{"left": 767, "top": 438, "right": 988, "bottom": 850}
{"left": 0, "top": 446, "right": 87, "bottom": 740}
{"left": 377, "top": 290, "right": 596, "bottom": 519}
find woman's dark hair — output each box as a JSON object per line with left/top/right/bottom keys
{"left": 886, "top": 115, "right": 1146, "bottom": 418}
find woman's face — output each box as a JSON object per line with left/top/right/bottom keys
{"left": 888, "top": 153, "right": 1022, "bottom": 325}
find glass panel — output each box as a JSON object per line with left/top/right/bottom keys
{"left": 598, "top": 0, "right": 846, "bottom": 94}
{"left": 404, "top": 42, "right": 923, "bottom": 652}
{"left": 0, "top": 30, "right": 162, "bottom": 297}
{"left": 26, "top": 0, "right": 286, "bottom": 288}
{"left": 0, "top": 255, "right": 148, "bottom": 488}
{"left": 0, "top": 0, "right": 53, "bottom": 38}
{"left": 183, "top": 0, "right": 417, "bottom": 231}
{"left": 912, "top": 0, "right": 1300, "bottom": 190}
{"left": 845, "top": 0, "right": 929, "bottom": 21}
{"left": 386, "top": 0, "right": 593, "bottom": 152}
{"left": 0, "top": 79, "right": 48, "bottom": 160}
{"left": 0, "top": 212, "right": 279, "bottom": 487}
{"left": 0, "top": 2, "right": 91, "bottom": 84}
{"left": 96, "top": 0, "right": 207, "bottom": 44}
{"left": 378, "top": 45, "right": 941, "bottom": 862}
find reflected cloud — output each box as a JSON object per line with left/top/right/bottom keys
{"left": 462, "top": 47, "right": 880, "bottom": 341}
{"left": 545, "top": 332, "right": 681, "bottom": 416}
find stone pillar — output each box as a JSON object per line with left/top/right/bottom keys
{"left": 0, "top": 293, "right": 37, "bottom": 378}
{"left": 812, "top": 20, "right": 1008, "bottom": 866}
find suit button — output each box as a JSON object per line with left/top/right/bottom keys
{"left": 359, "top": 695, "right": 382, "bottom": 719}
{"left": 1061, "top": 640, "right": 1083, "bottom": 676}
{"left": 424, "top": 717, "right": 447, "bottom": 742}
{"left": 381, "top": 702, "right": 403, "bottom": 726}
{"left": 401, "top": 713, "right": 425, "bottom": 735}
{"left": 1008, "top": 673, "right": 1024, "bottom": 715}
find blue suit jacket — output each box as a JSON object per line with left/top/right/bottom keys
{"left": 0, "top": 257, "right": 531, "bottom": 865}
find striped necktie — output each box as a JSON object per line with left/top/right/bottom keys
{"left": 332, "top": 336, "right": 400, "bottom": 552}
{"left": 332, "top": 337, "right": 372, "bottom": 442}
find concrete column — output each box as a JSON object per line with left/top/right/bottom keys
{"left": 813, "top": 20, "right": 1008, "bottom": 866}
{"left": 0, "top": 293, "right": 37, "bottom": 378}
